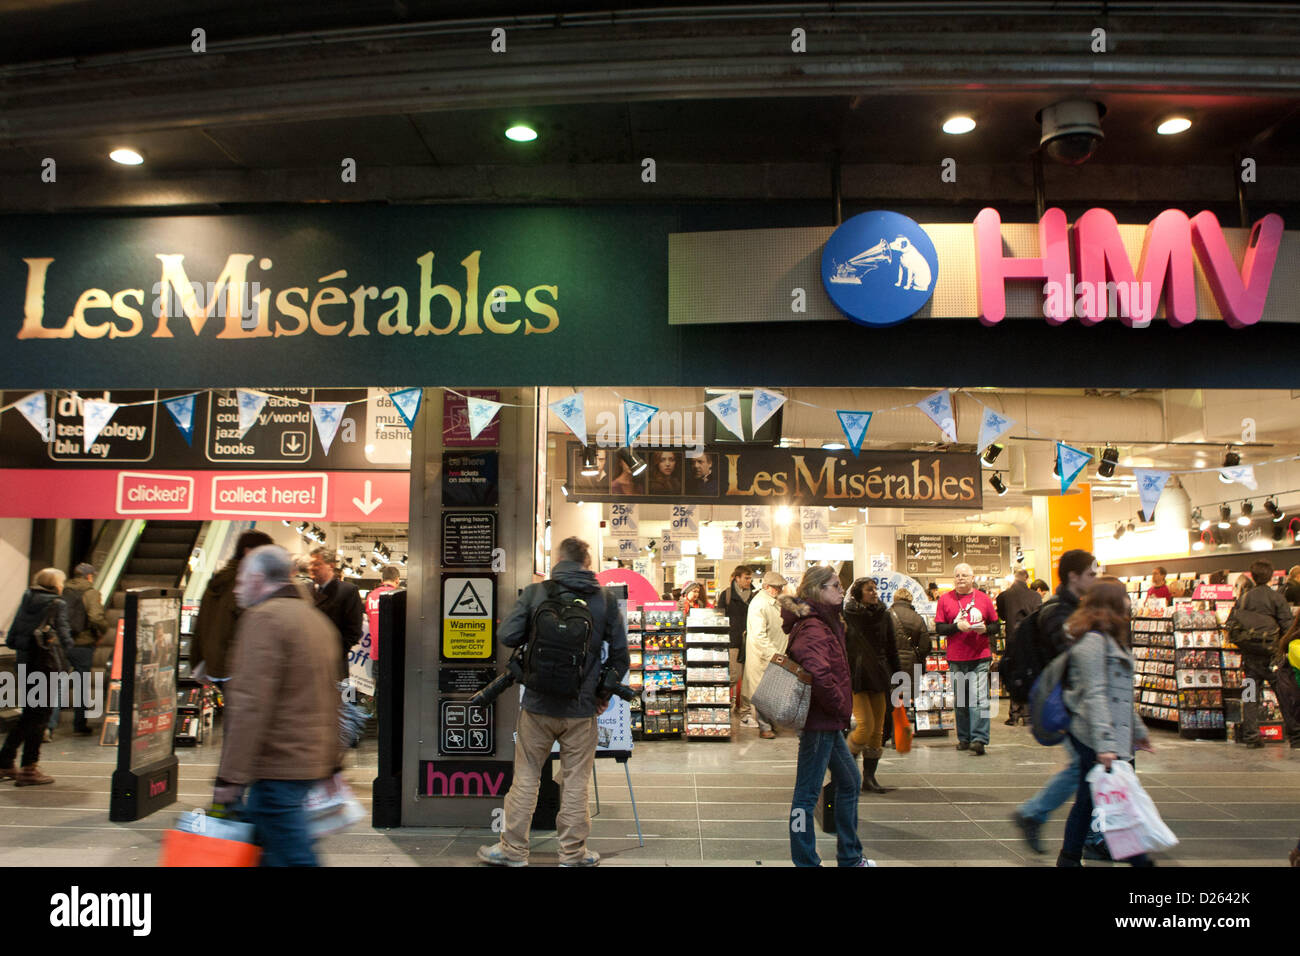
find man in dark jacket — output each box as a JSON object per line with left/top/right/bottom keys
{"left": 1232, "top": 559, "right": 1300, "bottom": 748}
{"left": 996, "top": 569, "right": 1041, "bottom": 726}
{"left": 192, "top": 530, "right": 273, "bottom": 682}
{"left": 308, "top": 546, "right": 364, "bottom": 671}
{"left": 479, "top": 536, "right": 630, "bottom": 868}
{"left": 49, "top": 563, "right": 109, "bottom": 737}
{"left": 1, "top": 568, "right": 71, "bottom": 786}
{"left": 716, "top": 564, "right": 754, "bottom": 720}
{"left": 1012, "top": 549, "right": 1100, "bottom": 854}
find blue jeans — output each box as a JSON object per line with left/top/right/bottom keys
{"left": 950, "top": 659, "right": 990, "bottom": 745}
{"left": 1062, "top": 734, "right": 1150, "bottom": 865}
{"left": 1019, "top": 737, "right": 1080, "bottom": 823}
{"left": 790, "top": 730, "right": 865, "bottom": 867}
{"left": 243, "top": 779, "right": 320, "bottom": 867}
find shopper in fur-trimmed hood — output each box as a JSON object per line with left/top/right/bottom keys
{"left": 842, "top": 577, "right": 902, "bottom": 793}
{"left": 780, "top": 566, "right": 874, "bottom": 867}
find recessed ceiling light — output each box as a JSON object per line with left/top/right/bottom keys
{"left": 109, "top": 148, "right": 144, "bottom": 166}
{"left": 1156, "top": 117, "right": 1192, "bottom": 136}
{"left": 505, "top": 125, "right": 537, "bottom": 142}
{"left": 942, "top": 116, "right": 976, "bottom": 135}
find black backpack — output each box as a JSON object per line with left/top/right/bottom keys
{"left": 521, "top": 581, "right": 600, "bottom": 699}
{"left": 64, "top": 585, "right": 88, "bottom": 636}
{"left": 1000, "top": 596, "right": 1066, "bottom": 705}
{"left": 1225, "top": 602, "right": 1279, "bottom": 657}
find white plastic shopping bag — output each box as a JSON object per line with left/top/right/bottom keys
{"left": 1086, "top": 761, "right": 1178, "bottom": 858}
{"left": 304, "top": 773, "right": 367, "bottom": 838}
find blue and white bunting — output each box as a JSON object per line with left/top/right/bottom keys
{"left": 14, "top": 392, "right": 51, "bottom": 441}
{"left": 751, "top": 388, "right": 786, "bottom": 434}
{"left": 549, "top": 392, "right": 588, "bottom": 445}
{"left": 389, "top": 388, "right": 422, "bottom": 431}
{"left": 81, "top": 399, "right": 119, "bottom": 453}
{"left": 1134, "top": 469, "right": 1171, "bottom": 521}
{"left": 236, "top": 389, "right": 267, "bottom": 439}
{"left": 310, "top": 402, "right": 347, "bottom": 455}
{"left": 706, "top": 392, "right": 746, "bottom": 442}
{"left": 623, "top": 399, "right": 659, "bottom": 445}
{"left": 162, "top": 394, "right": 196, "bottom": 445}
{"left": 1218, "top": 464, "right": 1258, "bottom": 491}
{"left": 836, "top": 410, "right": 873, "bottom": 456}
{"left": 918, "top": 389, "right": 958, "bottom": 443}
{"left": 466, "top": 395, "right": 503, "bottom": 440}
{"left": 976, "top": 406, "right": 1016, "bottom": 456}
{"left": 1056, "top": 442, "right": 1093, "bottom": 495}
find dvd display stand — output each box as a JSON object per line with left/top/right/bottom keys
{"left": 639, "top": 602, "right": 685, "bottom": 738}
{"left": 1172, "top": 603, "right": 1229, "bottom": 739}
{"left": 912, "top": 635, "right": 953, "bottom": 737}
{"left": 1131, "top": 603, "right": 1178, "bottom": 729}
{"left": 174, "top": 602, "right": 217, "bottom": 746}
{"left": 626, "top": 609, "right": 644, "bottom": 738}
{"left": 685, "top": 609, "right": 731, "bottom": 740}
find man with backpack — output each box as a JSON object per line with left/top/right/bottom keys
{"left": 478, "top": 536, "right": 630, "bottom": 867}
{"left": 1009, "top": 549, "right": 1099, "bottom": 854}
{"left": 47, "top": 563, "right": 109, "bottom": 738}
{"left": 1228, "top": 559, "right": 1300, "bottom": 748}
{"left": 996, "top": 569, "right": 1041, "bottom": 726}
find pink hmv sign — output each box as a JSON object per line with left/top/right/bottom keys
{"left": 0, "top": 469, "right": 409, "bottom": 522}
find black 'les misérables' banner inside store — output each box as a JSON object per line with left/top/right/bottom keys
{"left": 2, "top": 204, "right": 1298, "bottom": 390}
{"left": 565, "top": 442, "right": 983, "bottom": 509}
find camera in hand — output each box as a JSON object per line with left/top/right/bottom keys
{"left": 469, "top": 652, "right": 525, "bottom": 707}
{"left": 596, "top": 665, "right": 638, "bottom": 703}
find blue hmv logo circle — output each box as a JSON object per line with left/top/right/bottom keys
{"left": 821, "top": 211, "right": 939, "bottom": 327}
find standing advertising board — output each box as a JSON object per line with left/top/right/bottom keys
{"left": 109, "top": 589, "right": 181, "bottom": 821}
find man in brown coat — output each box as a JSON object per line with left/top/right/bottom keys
{"left": 191, "top": 530, "right": 273, "bottom": 682}
{"left": 212, "top": 545, "right": 342, "bottom": 866}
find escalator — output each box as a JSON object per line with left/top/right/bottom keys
{"left": 104, "top": 521, "right": 204, "bottom": 632}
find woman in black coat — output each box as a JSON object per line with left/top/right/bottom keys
{"left": 1, "top": 568, "right": 72, "bottom": 786}
{"left": 842, "top": 577, "right": 902, "bottom": 793}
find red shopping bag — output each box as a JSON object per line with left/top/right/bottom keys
{"left": 159, "top": 810, "right": 261, "bottom": 867}
{"left": 892, "top": 703, "right": 914, "bottom": 754}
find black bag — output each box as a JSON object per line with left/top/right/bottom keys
{"left": 1226, "top": 605, "right": 1278, "bottom": 657}
{"left": 1000, "top": 597, "right": 1064, "bottom": 705}
{"left": 32, "top": 603, "right": 73, "bottom": 674}
{"left": 521, "top": 581, "right": 598, "bottom": 699}
{"left": 63, "top": 585, "right": 88, "bottom": 637}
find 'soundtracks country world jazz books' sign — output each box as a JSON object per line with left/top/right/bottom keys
{"left": 566, "top": 442, "right": 982, "bottom": 509}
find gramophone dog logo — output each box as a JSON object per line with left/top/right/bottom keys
{"left": 821, "top": 210, "right": 939, "bottom": 327}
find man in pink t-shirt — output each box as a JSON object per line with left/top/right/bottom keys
{"left": 365, "top": 566, "right": 402, "bottom": 662}
{"left": 934, "top": 563, "right": 1001, "bottom": 755}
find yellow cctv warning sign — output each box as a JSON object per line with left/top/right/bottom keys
{"left": 442, "top": 575, "right": 495, "bottom": 660}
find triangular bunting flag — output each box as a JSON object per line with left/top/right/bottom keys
{"left": 706, "top": 392, "right": 746, "bottom": 442}
{"left": 81, "top": 399, "right": 119, "bottom": 453}
{"left": 751, "top": 388, "right": 786, "bottom": 433}
{"left": 549, "top": 392, "right": 588, "bottom": 445}
{"left": 236, "top": 389, "right": 268, "bottom": 439}
{"left": 836, "top": 410, "right": 873, "bottom": 456}
{"left": 1134, "top": 469, "right": 1171, "bottom": 521}
{"left": 1056, "top": 442, "right": 1093, "bottom": 495}
{"left": 389, "top": 388, "right": 422, "bottom": 431}
{"left": 466, "top": 395, "right": 503, "bottom": 440}
{"left": 162, "top": 394, "right": 196, "bottom": 445}
{"left": 1218, "top": 464, "right": 1258, "bottom": 491}
{"left": 14, "top": 391, "right": 50, "bottom": 441}
{"left": 976, "top": 406, "right": 1016, "bottom": 456}
{"left": 918, "top": 389, "right": 958, "bottom": 443}
{"left": 623, "top": 399, "right": 658, "bottom": 445}
{"left": 310, "top": 402, "right": 347, "bottom": 455}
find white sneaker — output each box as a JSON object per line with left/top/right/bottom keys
{"left": 852, "top": 858, "right": 878, "bottom": 867}
{"left": 559, "top": 850, "right": 600, "bottom": 867}
{"left": 739, "top": 715, "right": 758, "bottom": 728}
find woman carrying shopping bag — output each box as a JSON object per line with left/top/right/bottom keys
{"left": 1057, "top": 579, "right": 1157, "bottom": 867}
{"left": 781, "top": 566, "right": 875, "bottom": 868}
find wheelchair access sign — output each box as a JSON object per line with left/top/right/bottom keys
{"left": 439, "top": 699, "right": 494, "bottom": 756}
{"left": 441, "top": 573, "right": 495, "bottom": 660}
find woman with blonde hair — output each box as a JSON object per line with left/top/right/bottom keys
{"left": 1, "top": 568, "right": 71, "bottom": 786}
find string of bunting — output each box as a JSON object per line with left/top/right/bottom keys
{"left": 1, "top": 386, "right": 1295, "bottom": 515}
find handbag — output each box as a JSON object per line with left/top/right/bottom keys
{"left": 304, "top": 773, "right": 367, "bottom": 838}
{"left": 159, "top": 809, "right": 261, "bottom": 867}
{"left": 33, "top": 604, "right": 74, "bottom": 674}
{"left": 750, "top": 649, "right": 813, "bottom": 731}
{"left": 892, "top": 700, "right": 914, "bottom": 754}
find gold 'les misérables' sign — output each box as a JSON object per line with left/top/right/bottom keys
{"left": 566, "top": 443, "right": 982, "bottom": 509}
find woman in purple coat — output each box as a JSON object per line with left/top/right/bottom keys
{"left": 780, "top": 565, "right": 874, "bottom": 867}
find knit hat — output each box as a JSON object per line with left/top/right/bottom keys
{"left": 74, "top": 563, "right": 96, "bottom": 577}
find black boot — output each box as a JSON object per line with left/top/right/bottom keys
{"left": 1056, "top": 851, "right": 1082, "bottom": 868}
{"left": 861, "top": 755, "right": 889, "bottom": 794}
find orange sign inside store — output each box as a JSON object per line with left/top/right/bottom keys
{"left": 1047, "top": 483, "right": 1093, "bottom": 590}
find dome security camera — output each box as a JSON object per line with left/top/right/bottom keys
{"left": 1036, "top": 99, "right": 1106, "bottom": 165}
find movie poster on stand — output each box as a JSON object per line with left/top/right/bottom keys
{"left": 130, "top": 596, "right": 180, "bottom": 773}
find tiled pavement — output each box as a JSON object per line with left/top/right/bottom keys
{"left": 2, "top": 717, "right": 1296, "bottom": 866}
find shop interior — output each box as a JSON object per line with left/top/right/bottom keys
{"left": 541, "top": 386, "right": 1300, "bottom": 744}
